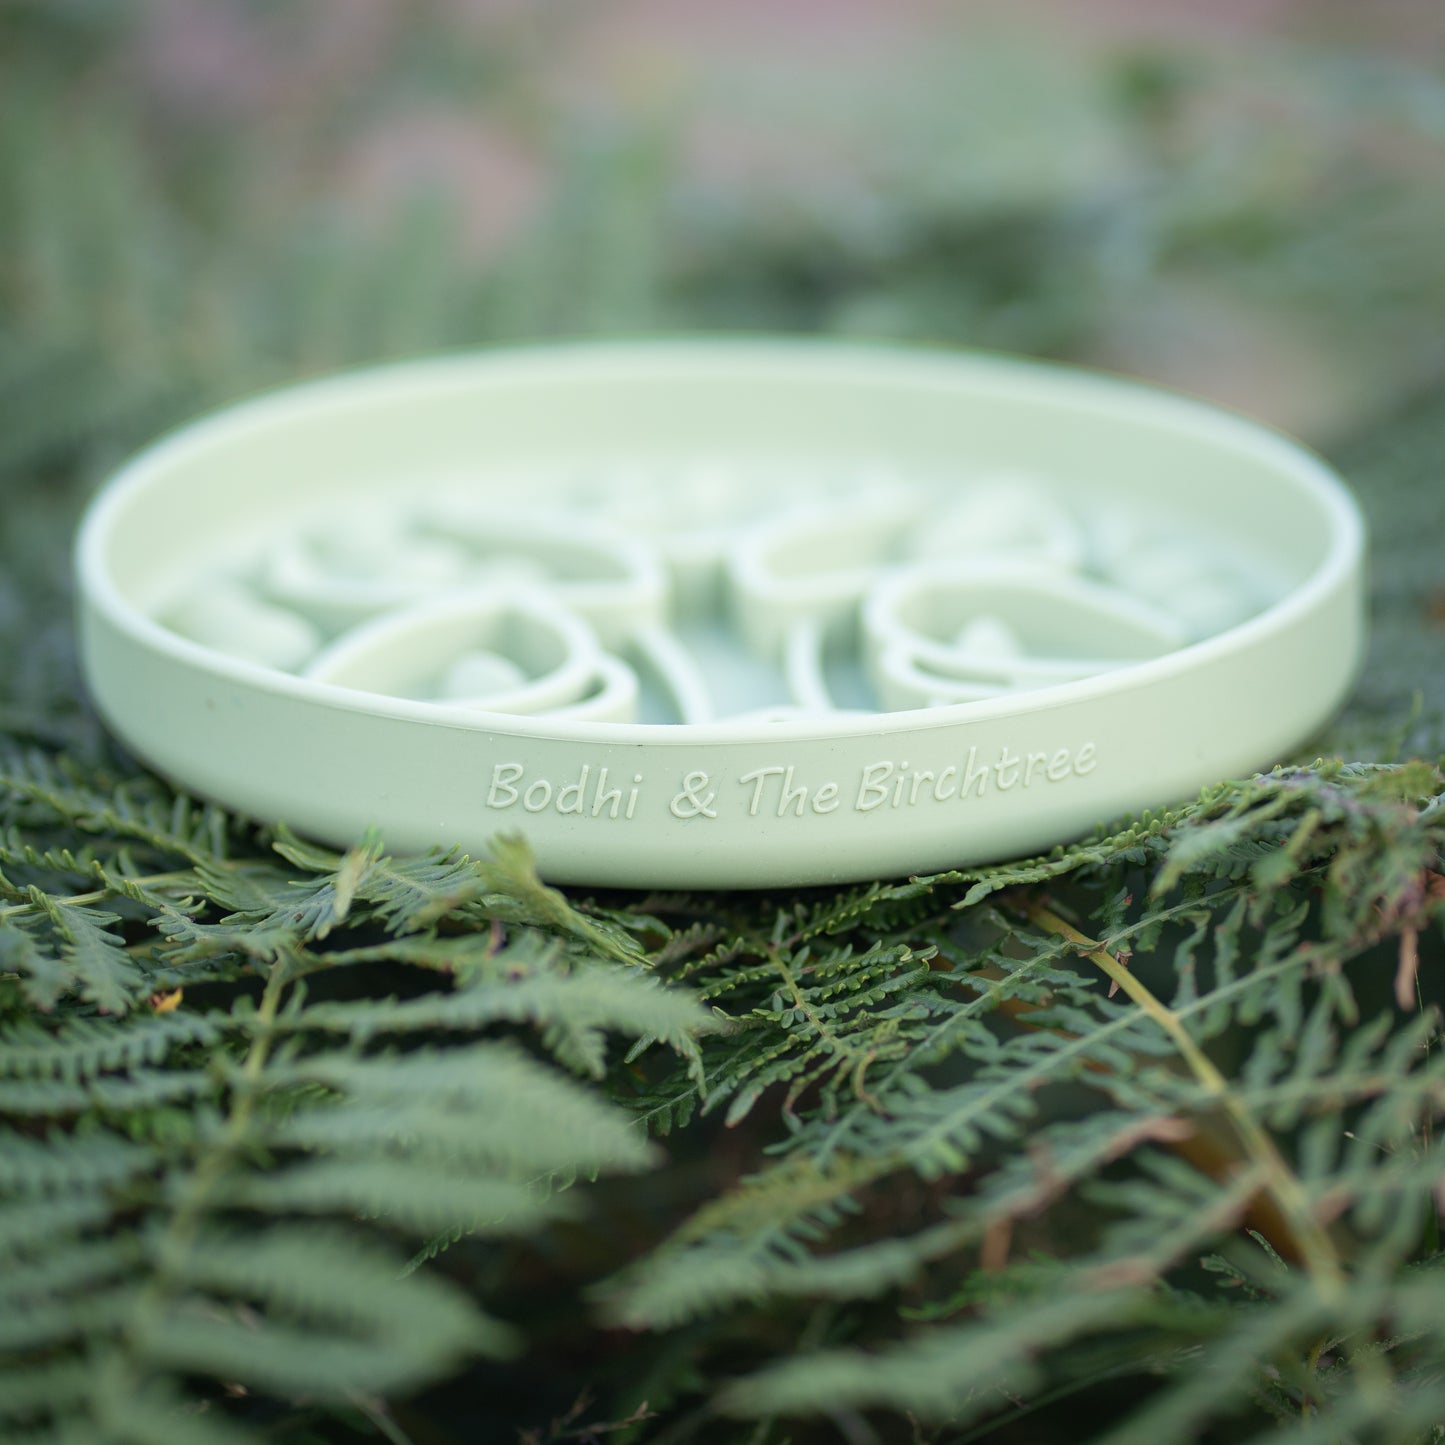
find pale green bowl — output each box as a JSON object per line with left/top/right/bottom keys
{"left": 76, "top": 340, "right": 1364, "bottom": 888}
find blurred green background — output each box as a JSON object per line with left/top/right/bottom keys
{"left": 2, "top": 0, "right": 1443, "bottom": 748}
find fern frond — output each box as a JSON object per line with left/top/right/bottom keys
{"left": 474, "top": 835, "right": 649, "bottom": 964}
{"left": 231, "top": 1157, "right": 564, "bottom": 1236}
{"left": 266, "top": 1042, "right": 659, "bottom": 1176}
{"left": 0, "top": 1012, "right": 222, "bottom": 1080}
{"left": 0, "top": 1193, "right": 114, "bottom": 1259}
{"left": 0, "top": 1068, "right": 214, "bottom": 1116}
{"left": 301, "top": 953, "right": 712, "bottom": 1079}
{"left": 22, "top": 889, "right": 145, "bottom": 1014}
{"left": 0, "top": 1235, "right": 139, "bottom": 1314}
{"left": 254, "top": 828, "right": 485, "bottom": 937}
{"left": 140, "top": 1225, "right": 510, "bottom": 1397}
{"left": 0, "top": 915, "right": 69, "bottom": 1012}
{"left": 0, "top": 750, "right": 233, "bottom": 865}
{"left": 718, "top": 1286, "right": 1148, "bottom": 1421}
{"left": 0, "top": 788, "right": 720, "bottom": 1444}
{"left": 0, "top": 1128, "right": 155, "bottom": 1194}
{"left": 0, "top": 1359, "right": 95, "bottom": 1428}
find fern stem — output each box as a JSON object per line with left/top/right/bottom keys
{"left": 771, "top": 947, "right": 881, "bottom": 1098}
{"left": 0, "top": 868, "right": 197, "bottom": 919}
{"left": 109, "top": 960, "right": 293, "bottom": 1388}
{"left": 164, "top": 959, "right": 291, "bottom": 1253}
{"left": 1026, "top": 902, "right": 1349, "bottom": 1298}
{"left": 1025, "top": 902, "right": 1410, "bottom": 1419}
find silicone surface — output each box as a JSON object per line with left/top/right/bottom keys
{"left": 76, "top": 340, "right": 1365, "bottom": 888}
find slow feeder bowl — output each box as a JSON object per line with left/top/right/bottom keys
{"left": 76, "top": 340, "right": 1364, "bottom": 888}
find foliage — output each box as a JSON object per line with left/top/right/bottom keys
{"left": 3, "top": 6, "right": 1445, "bottom": 1444}
{"left": 1, "top": 742, "right": 1442, "bottom": 1443}
{"left": 0, "top": 748, "right": 710, "bottom": 1437}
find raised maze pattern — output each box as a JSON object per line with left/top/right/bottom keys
{"left": 158, "top": 463, "right": 1264, "bottom": 726}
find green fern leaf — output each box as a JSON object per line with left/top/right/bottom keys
{"left": 232, "top": 1157, "right": 565, "bottom": 1237}
{"left": 0, "top": 1128, "right": 154, "bottom": 1194}
{"left": 138, "top": 1226, "right": 511, "bottom": 1396}
{"left": 23, "top": 889, "right": 144, "bottom": 1013}
{"left": 266, "top": 1043, "right": 659, "bottom": 1177}
{"left": 0, "top": 1013, "right": 222, "bottom": 1082}
{"left": 718, "top": 1287, "right": 1146, "bottom": 1421}
{"left": 0, "top": 914, "right": 69, "bottom": 1012}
